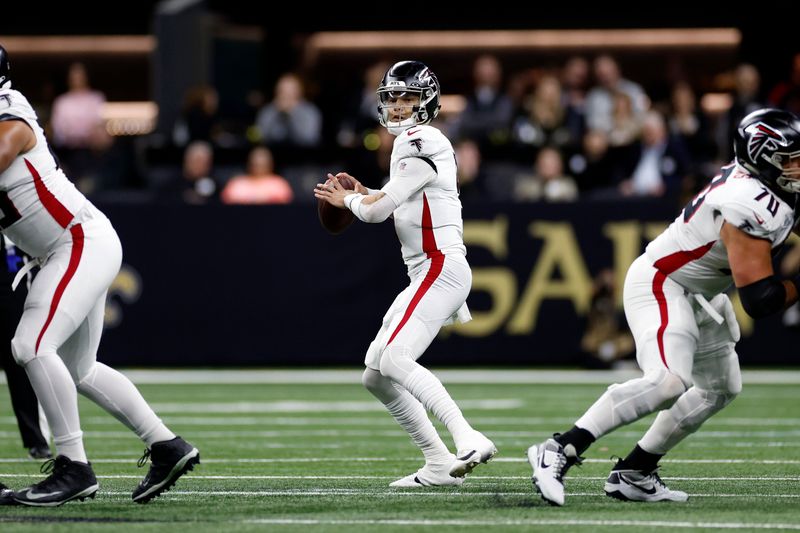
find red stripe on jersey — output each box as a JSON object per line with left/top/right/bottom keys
{"left": 35, "top": 224, "right": 84, "bottom": 354}
{"left": 653, "top": 241, "right": 716, "bottom": 274}
{"left": 386, "top": 253, "right": 445, "bottom": 346}
{"left": 421, "top": 192, "right": 439, "bottom": 256}
{"left": 650, "top": 241, "right": 716, "bottom": 368}
{"left": 24, "top": 158, "right": 74, "bottom": 228}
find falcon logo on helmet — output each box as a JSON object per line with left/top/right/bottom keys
{"left": 734, "top": 108, "right": 800, "bottom": 194}
{"left": 745, "top": 122, "right": 788, "bottom": 166}
{"left": 377, "top": 60, "right": 442, "bottom": 136}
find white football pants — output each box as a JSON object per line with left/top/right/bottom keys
{"left": 576, "top": 254, "right": 741, "bottom": 453}
{"left": 12, "top": 204, "right": 173, "bottom": 460}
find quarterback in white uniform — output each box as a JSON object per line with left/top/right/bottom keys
{"left": 0, "top": 45, "right": 198, "bottom": 507}
{"left": 315, "top": 60, "right": 496, "bottom": 487}
{"left": 529, "top": 108, "right": 800, "bottom": 506}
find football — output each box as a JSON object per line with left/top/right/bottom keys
{"left": 318, "top": 175, "right": 356, "bottom": 235}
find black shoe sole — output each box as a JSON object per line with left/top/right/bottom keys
{"left": 133, "top": 449, "right": 200, "bottom": 504}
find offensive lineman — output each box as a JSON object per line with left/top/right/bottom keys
{"left": 0, "top": 44, "right": 199, "bottom": 506}
{"left": 529, "top": 108, "right": 800, "bottom": 505}
{"left": 315, "top": 60, "right": 496, "bottom": 486}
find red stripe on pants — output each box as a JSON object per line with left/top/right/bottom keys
{"left": 386, "top": 253, "right": 445, "bottom": 346}
{"left": 35, "top": 224, "right": 84, "bottom": 354}
{"left": 650, "top": 240, "right": 715, "bottom": 368}
{"left": 652, "top": 270, "right": 670, "bottom": 368}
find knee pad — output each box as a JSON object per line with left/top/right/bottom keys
{"left": 697, "top": 388, "right": 738, "bottom": 416}
{"left": 361, "top": 367, "right": 385, "bottom": 393}
{"left": 11, "top": 335, "right": 36, "bottom": 366}
{"left": 645, "top": 369, "right": 688, "bottom": 407}
{"left": 378, "top": 344, "right": 416, "bottom": 383}
{"left": 75, "top": 363, "right": 98, "bottom": 391}
{"left": 670, "top": 386, "right": 738, "bottom": 434}
{"left": 361, "top": 366, "right": 403, "bottom": 404}
{"left": 608, "top": 368, "right": 687, "bottom": 416}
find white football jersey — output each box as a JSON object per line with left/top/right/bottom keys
{"left": 646, "top": 163, "right": 799, "bottom": 297}
{"left": 0, "top": 88, "right": 86, "bottom": 257}
{"left": 382, "top": 125, "right": 465, "bottom": 268}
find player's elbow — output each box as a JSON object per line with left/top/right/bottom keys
{"left": 738, "top": 275, "right": 786, "bottom": 319}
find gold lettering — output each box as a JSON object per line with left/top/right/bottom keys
{"left": 450, "top": 269, "right": 517, "bottom": 337}
{"left": 507, "top": 222, "right": 592, "bottom": 334}
{"left": 105, "top": 265, "right": 142, "bottom": 328}
{"left": 451, "top": 217, "right": 515, "bottom": 337}
{"left": 644, "top": 222, "right": 669, "bottom": 242}
{"left": 728, "top": 291, "right": 753, "bottom": 337}
{"left": 463, "top": 217, "right": 508, "bottom": 259}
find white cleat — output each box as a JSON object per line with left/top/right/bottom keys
{"left": 604, "top": 466, "right": 689, "bottom": 502}
{"left": 528, "top": 438, "right": 577, "bottom": 506}
{"left": 390, "top": 458, "right": 465, "bottom": 488}
{"left": 450, "top": 432, "right": 497, "bottom": 478}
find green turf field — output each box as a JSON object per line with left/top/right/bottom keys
{"left": 0, "top": 369, "right": 798, "bottom": 531}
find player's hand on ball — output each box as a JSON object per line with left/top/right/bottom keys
{"left": 334, "top": 172, "right": 368, "bottom": 195}
{"left": 314, "top": 173, "right": 355, "bottom": 209}
{"left": 317, "top": 173, "right": 357, "bottom": 234}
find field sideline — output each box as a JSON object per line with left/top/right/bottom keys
{"left": 0, "top": 369, "right": 798, "bottom": 531}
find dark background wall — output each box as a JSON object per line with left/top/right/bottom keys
{"left": 94, "top": 200, "right": 798, "bottom": 367}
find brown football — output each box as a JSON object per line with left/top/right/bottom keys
{"left": 318, "top": 175, "right": 356, "bottom": 235}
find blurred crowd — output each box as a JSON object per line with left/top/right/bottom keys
{"left": 31, "top": 52, "right": 800, "bottom": 208}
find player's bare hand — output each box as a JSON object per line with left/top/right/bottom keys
{"left": 335, "top": 172, "right": 369, "bottom": 195}
{"left": 314, "top": 175, "right": 349, "bottom": 209}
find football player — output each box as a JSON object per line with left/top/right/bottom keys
{"left": 315, "top": 61, "right": 496, "bottom": 486}
{"left": 1, "top": 234, "right": 52, "bottom": 460}
{"left": 529, "top": 108, "right": 800, "bottom": 505}
{"left": 0, "top": 44, "right": 199, "bottom": 506}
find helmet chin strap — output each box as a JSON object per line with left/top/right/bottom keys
{"left": 385, "top": 116, "right": 417, "bottom": 136}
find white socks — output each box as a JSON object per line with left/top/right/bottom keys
{"left": 378, "top": 344, "right": 474, "bottom": 449}
{"left": 24, "top": 356, "right": 87, "bottom": 463}
{"left": 402, "top": 366, "right": 474, "bottom": 449}
{"left": 362, "top": 368, "right": 451, "bottom": 466}
{"left": 385, "top": 390, "right": 452, "bottom": 466}
{"left": 77, "top": 363, "right": 175, "bottom": 446}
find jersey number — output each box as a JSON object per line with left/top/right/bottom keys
{"left": 754, "top": 187, "right": 780, "bottom": 217}
{"left": 682, "top": 165, "right": 735, "bottom": 222}
{"left": 0, "top": 192, "right": 22, "bottom": 229}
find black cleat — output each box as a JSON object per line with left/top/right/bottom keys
{"left": 29, "top": 445, "right": 53, "bottom": 460}
{"left": 132, "top": 436, "right": 199, "bottom": 504}
{"left": 14, "top": 456, "right": 98, "bottom": 507}
{"left": 1, "top": 482, "right": 18, "bottom": 506}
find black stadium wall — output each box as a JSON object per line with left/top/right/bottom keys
{"left": 93, "top": 200, "right": 799, "bottom": 367}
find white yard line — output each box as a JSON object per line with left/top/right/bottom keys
{"left": 0, "top": 456, "right": 799, "bottom": 464}
{"left": 147, "top": 399, "right": 523, "bottom": 413}
{"left": 3, "top": 368, "right": 797, "bottom": 385}
{"left": 6, "top": 415, "right": 797, "bottom": 427}
{"left": 242, "top": 518, "right": 800, "bottom": 529}
{"left": 85, "top": 490, "right": 800, "bottom": 499}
